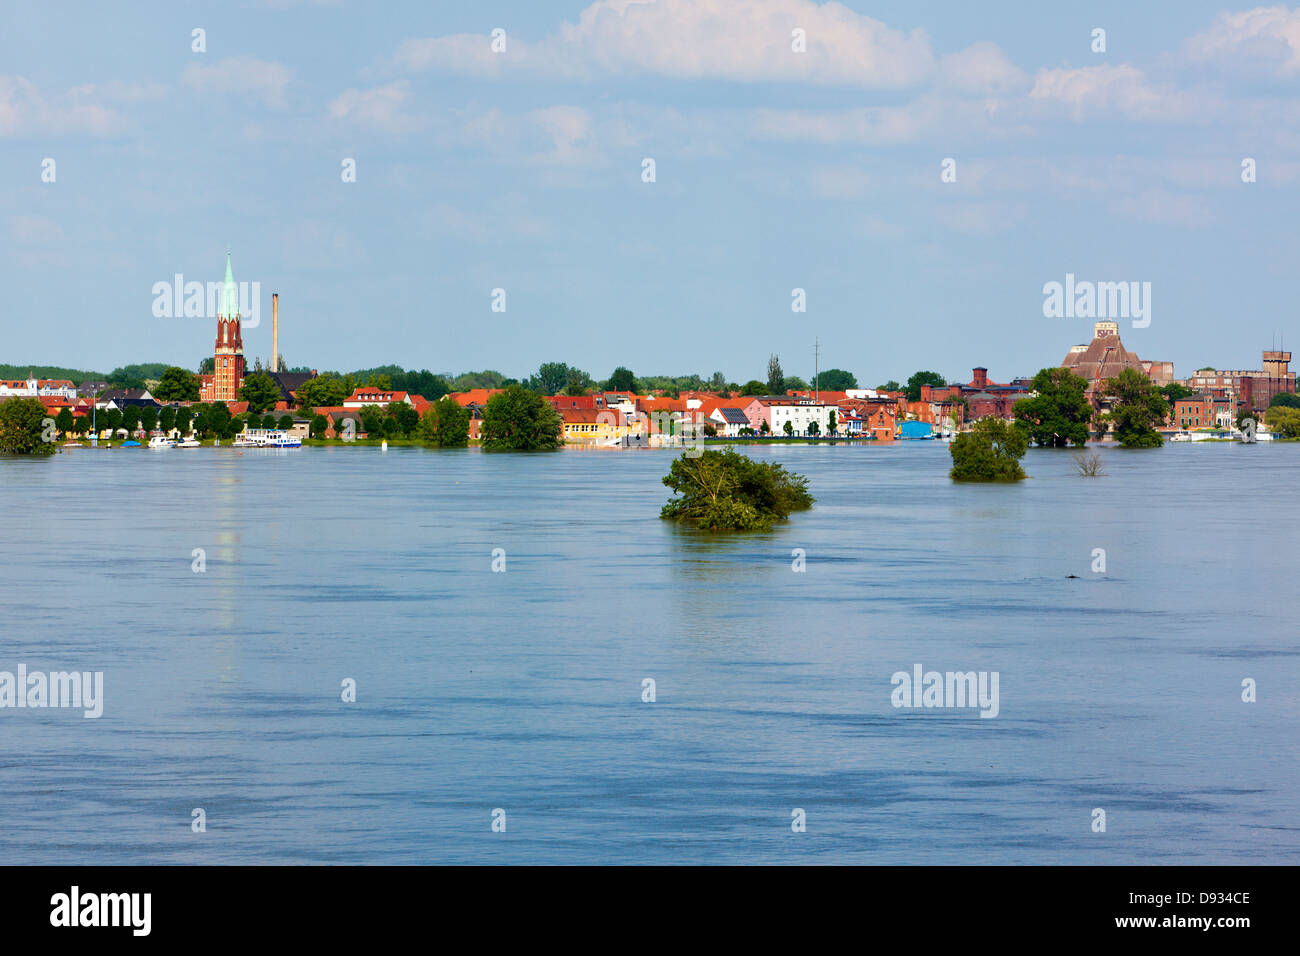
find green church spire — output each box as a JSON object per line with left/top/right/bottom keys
{"left": 221, "top": 247, "right": 239, "bottom": 318}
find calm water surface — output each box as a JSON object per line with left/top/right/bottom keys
{"left": 1, "top": 441, "right": 1296, "bottom": 864}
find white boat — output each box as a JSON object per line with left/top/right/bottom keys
{"left": 231, "top": 436, "right": 258, "bottom": 447}
{"left": 148, "top": 436, "right": 177, "bottom": 448}
{"left": 177, "top": 437, "right": 201, "bottom": 448}
{"left": 242, "top": 428, "right": 302, "bottom": 448}
{"left": 1170, "top": 431, "right": 1192, "bottom": 442}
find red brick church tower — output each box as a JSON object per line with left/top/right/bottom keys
{"left": 201, "top": 250, "right": 245, "bottom": 403}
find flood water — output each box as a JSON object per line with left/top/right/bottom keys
{"left": 1, "top": 441, "right": 1296, "bottom": 864}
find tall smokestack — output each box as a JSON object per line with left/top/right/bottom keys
{"left": 272, "top": 293, "right": 279, "bottom": 372}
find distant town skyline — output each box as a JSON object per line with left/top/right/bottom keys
{"left": 6, "top": 1, "right": 1300, "bottom": 382}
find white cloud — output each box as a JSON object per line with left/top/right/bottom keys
{"left": 1186, "top": 5, "right": 1300, "bottom": 75}
{"left": 9, "top": 215, "right": 63, "bottom": 242}
{"left": 1027, "top": 64, "right": 1203, "bottom": 122}
{"left": 1112, "top": 188, "right": 1213, "bottom": 227}
{"left": 0, "top": 76, "right": 124, "bottom": 137}
{"left": 937, "top": 42, "right": 1028, "bottom": 96}
{"left": 751, "top": 95, "right": 1005, "bottom": 146}
{"left": 395, "top": 0, "right": 937, "bottom": 89}
{"left": 182, "top": 56, "right": 292, "bottom": 108}
{"left": 328, "top": 82, "right": 417, "bottom": 132}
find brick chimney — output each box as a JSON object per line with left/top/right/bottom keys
{"left": 972, "top": 367, "right": 988, "bottom": 388}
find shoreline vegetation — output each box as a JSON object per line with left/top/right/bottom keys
{"left": 5, "top": 362, "right": 1300, "bottom": 458}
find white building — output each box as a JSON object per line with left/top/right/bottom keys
{"left": 763, "top": 399, "right": 837, "bottom": 436}
{"left": 0, "top": 376, "right": 77, "bottom": 399}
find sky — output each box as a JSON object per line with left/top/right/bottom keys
{"left": 4, "top": 0, "right": 1300, "bottom": 386}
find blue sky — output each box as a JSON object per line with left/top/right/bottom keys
{"left": 4, "top": 0, "right": 1300, "bottom": 386}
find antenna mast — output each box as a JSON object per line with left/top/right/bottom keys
{"left": 814, "top": 336, "right": 821, "bottom": 402}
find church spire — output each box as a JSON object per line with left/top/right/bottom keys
{"left": 221, "top": 247, "right": 239, "bottom": 318}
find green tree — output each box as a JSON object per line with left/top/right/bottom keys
{"left": 481, "top": 385, "right": 563, "bottom": 450}
{"left": 158, "top": 406, "right": 176, "bottom": 434}
{"left": 366, "top": 373, "right": 394, "bottom": 390}
{"left": 174, "top": 406, "right": 193, "bottom": 436}
{"left": 905, "top": 370, "right": 946, "bottom": 402}
{"left": 72, "top": 415, "right": 90, "bottom": 436}
{"left": 760, "top": 420, "right": 770, "bottom": 434}
{"left": 55, "top": 407, "right": 74, "bottom": 437}
{"left": 1160, "top": 382, "right": 1196, "bottom": 405}
{"left": 531, "top": 362, "right": 570, "bottom": 396}
{"left": 828, "top": 410, "right": 837, "bottom": 435}
{"left": 153, "top": 367, "right": 201, "bottom": 402}
{"left": 783, "top": 420, "right": 794, "bottom": 436}
{"left": 295, "top": 375, "right": 350, "bottom": 410}
{"left": 205, "top": 402, "right": 232, "bottom": 439}
{"left": 660, "top": 448, "right": 814, "bottom": 531}
{"left": 816, "top": 369, "right": 858, "bottom": 390}
{"left": 949, "top": 418, "right": 1028, "bottom": 482}
{"left": 784, "top": 376, "right": 809, "bottom": 392}
{"left": 140, "top": 405, "right": 159, "bottom": 433}
{"left": 239, "top": 371, "right": 282, "bottom": 415}
{"left": 606, "top": 366, "right": 637, "bottom": 392}
{"left": 419, "top": 398, "right": 470, "bottom": 447}
{"left": 878, "top": 380, "right": 902, "bottom": 392}
{"left": 564, "top": 367, "right": 593, "bottom": 396}
{"left": 1099, "top": 368, "right": 1166, "bottom": 448}
{"left": 767, "top": 355, "right": 784, "bottom": 395}
{"left": 740, "top": 380, "right": 767, "bottom": 396}
{"left": 809, "top": 421, "right": 820, "bottom": 436}
{"left": 277, "top": 414, "right": 293, "bottom": 431}
{"left": 1266, "top": 406, "right": 1300, "bottom": 438}
{"left": 388, "top": 402, "right": 419, "bottom": 437}
{"left": 359, "top": 405, "right": 385, "bottom": 438}
{"left": 1269, "top": 391, "right": 1300, "bottom": 409}
{"left": 121, "top": 405, "right": 142, "bottom": 435}
{"left": 0, "top": 398, "right": 57, "bottom": 455}
{"left": 100, "top": 407, "right": 123, "bottom": 437}
{"left": 708, "top": 371, "right": 727, "bottom": 392}
{"left": 261, "top": 414, "right": 277, "bottom": 430}
{"left": 310, "top": 414, "right": 328, "bottom": 439}
{"left": 1013, "top": 367, "right": 1093, "bottom": 447}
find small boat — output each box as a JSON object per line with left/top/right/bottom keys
{"left": 177, "top": 437, "right": 201, "bottom": 448}
{"left": 148, "top": 436, "right": 176, "bottom": 448}
{"left": 1170, "top": 431, "right": 1192, "bottom": 442}
{"left": 231, "top": 436, "right": 258, "bottom": 447}
{"left": 120, "top": 440, "right": 141, "bottom": 447}
{"left": 62, "top": 440, "right": 83, "bottom": 447}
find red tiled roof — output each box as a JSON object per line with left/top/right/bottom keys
{"left": 446, "top": 389, "right": 504, "bottom": 407}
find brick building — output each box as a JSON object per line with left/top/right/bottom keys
{"left": 199, "top": 252, "right": 245, "bottom": 403}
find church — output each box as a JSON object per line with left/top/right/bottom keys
{"left": 197, "top": 252, "right": 315, "bottom": 407}
{"left": 198, "top": 251, "right": 245, "bottom": 404}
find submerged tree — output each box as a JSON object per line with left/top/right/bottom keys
{"left": 949, "top": 418, "right": 1028, "bottom": 482}
{"left": 1013, "top": 367, "right": 1092, "bottom": 447}
{"left": 481, "top": 385, "right": 562, "bottom": 450}
{"left": 0, "top": 397, "right": 57, "bottom": 455}
{"left": 1098, "top": 368, "right": 1166, "bottom": 448}
{"left": 661, "top": 448, "right": 814, "bottom": 531}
